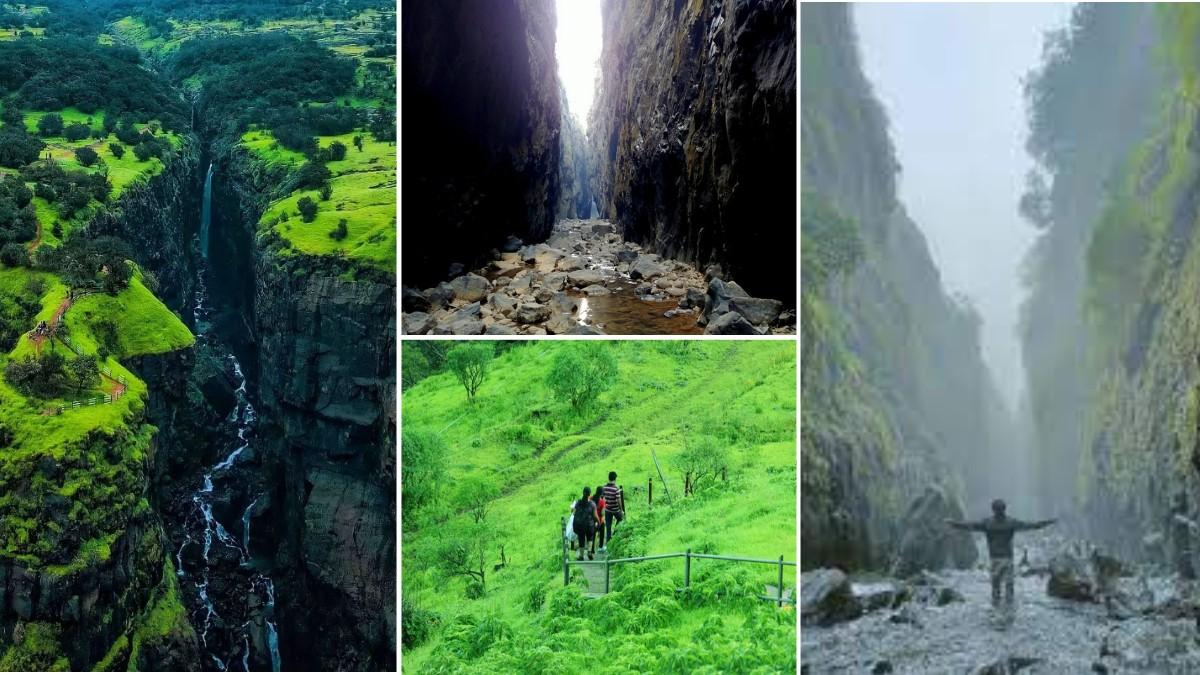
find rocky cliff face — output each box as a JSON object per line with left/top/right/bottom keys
{"left": 218, "top": 146, "right": 396, "bottom": 670}
{"left": 557, "top": 96, "right": 592, "bottom": 219}
{"left": 800, "top": 4, "right": 1002, "bottom": 570}
{"left": 589, "top": 0, "right": 795, "bottom": 303}
{"left": 402, "top": 0, "right": 561, "bottom": 287}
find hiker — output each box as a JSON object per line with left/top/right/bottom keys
{"left": 1170, "top": 492, "right": 1198, "bottom": 579}
{"left": 602, "top": 471, "right": 625, "bottom": 547}
{"left": 592, "top": 485, "right": 606, "bottom": 555}
{"left": 564, "top": 497, "right": 579, "bottom": 551}
{"left": 945, "top": 499, "right": 1056, "bottom": 610}
{"left": 572, "top": 487, "right": 596, "bottom": 561}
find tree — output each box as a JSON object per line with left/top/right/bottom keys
{"left": 0, "top": 127, "right": 44, "bottom": 168}
{"left": 434, "top": 521, "right": 491, "bottom": 597}
{"left": 68, "top": 355, "right": 98, "bottom": 392}
{"left": 133, "top": 142, "right": 154, "bottom": 162}
{"left": 454, "top": 478, "right": 500, "bottom": 525}
{"left": 353, "top": 135, "right": 363, "bottom": 152}
{"left": 546, "top": 343, "right": 618, "bottom": 410}
{"left": 401, "top": 428, "right": 447, "bottom": 516}
{"left": 328, "top": 141, "right": 347, "bottom": 161}
{"left": 329, "top": 218, "right": 347, "bottom": 241}
{"left": 676, "top": 436, "right": 730, "bottom": 495}
{"left": 109, "top": 143, "right": 125, "bottom": 159}
{"left": 37, "top": 113, "right": 63, "bottom": 137}
{"left": 446, "top": 342, "right": 493, "bottom": 402}
{"left": 74, "top": 146, "right": 99, "bottom": 167}
{"left": 63, "top": 123, "right": 90, "bottom": 142}
{"left": 318, "top": 182, "right": 332, "bottom": 201}
{"left": 0, "top": 242, "right": 28, "bottom": 267}
{"left": 297, "top": 196, "right": 318, "bottom": 223}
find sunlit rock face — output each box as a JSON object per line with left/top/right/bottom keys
{"left": 402, "top": 0, "right": 561, "bottom": 287}
{"left": 588, "top": 0, "right": 796, "bottom": 304}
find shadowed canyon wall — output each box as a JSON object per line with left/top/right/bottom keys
{"left": 401, "top": 0, "right": 561, "bottom": 286}
{"left": 589, "top": 0, "right": 796, "bottom": 303}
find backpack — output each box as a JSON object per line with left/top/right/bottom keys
{"left": 574, "top": 499, "right": 595, "bottom": 529}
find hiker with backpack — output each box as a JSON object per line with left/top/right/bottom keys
{"left": 564, "top": 495, "right": 579, "bottom": 551}
{"left": 592, "top": 485, "right": 607, "bottom": 555}
{"left": 572, "top": 487, "right": 597, "bottom": 561}
{"left": 601, "top": 471, "right": 625, "bottom": 551}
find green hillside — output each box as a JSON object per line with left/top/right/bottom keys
{"left": 401, "top": 341, "right": 797, "bottom": 673}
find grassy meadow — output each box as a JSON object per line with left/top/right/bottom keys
{"left": 401, "top": 341, "right": 797, "bottom": 673}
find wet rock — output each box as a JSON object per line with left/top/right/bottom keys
{"left": 567, "top": 324, "right": 605, "bottom": 335}
{"left": 704, "top": 311, "right": 761, "bottom": 335}
{"left": 591, "top": 222, "right": 615, "bottom": 235}
{"left": 545, "top": 313, "right": 576, "bottom": 335}
{"left": 630, "top": 255, "right": 668, "bottom": 280}
{"left": 542, "top": 271, "right": 568, "bottom": 291}
{"left": 908, "top": 571, "right": 964, "bottom": 606}
{"left": 890, "top": 485, "right": 978, "bottom": 576}
{"left": 501, "top": 235, "right": 524, "bottom": 253}
{"left": 525, "top": 325, "right": 548, "bottom": 336}
{"left": 969, "top": 655, "right": 1043, "bottom": 674}
{"left": 519, "top": 245, "right": 538, "bottom": 263}
{"left": 887, "top": 603, "right": 922, "bottom": 627}
{"left": 401, "top": 312, "right": 435, "bottom": 335}
{"left": 510, "top": 271, "right": 538, "bottom": 292}
{"left": 485, "top": 324, "right": 517, "bottom": 335}
{"left": 1048, "top": 546, "right": 1124, "bottom": 602}
{"left": 557, "top": 256, "right": 585, "bottom": 272}
{"left": 852, "top": 581, "right": 907, "bottom": 612}
{"left": 730, "top": 296, "right": 784, "bottom": 326}
{"left": 581, "top": 284, "right": 610, "bottom": 296}
{"left": 548, "top": 292, "right": 578, "bottom": 315}
{"left": 680, "top": 287, "right": 705, "bottom": 309}
{"left": 448, "top": 273, "right": 492, "bottom": 303}
{"left": 617, "top": 249, "right": 639, "bottom": 264}
{"left": 871, "top": 660, "right": 894, "bottom": 674}
{"left": 515, "top": 303, "right": 551, "bottom": 324}
{"left": 801, "top": 568, "right": 862, "bottom": 626}
{"left": 401, "top": 286, "right": 429, "bottom": 313}
{"left": 567, "top": 269, "right": 606, "bottom": 287}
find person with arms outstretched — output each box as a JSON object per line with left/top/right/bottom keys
{"left": 945, "top": 499, "right": 1056, "bottom": 610}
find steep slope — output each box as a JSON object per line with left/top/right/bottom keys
{"left": 401, "top": 341, "right": 796, "bottom": 673}
{"left": 1018, "top": 3, "right": 1165, "bottom": 520}
{"left": 401, "top": 0, "right": 560, "bottom": 286}
{"left": 588, "top": 0, "right": 795, "bottom": 304}
{"left": 800, "top": 4, "right": 1004, "bottom": 569}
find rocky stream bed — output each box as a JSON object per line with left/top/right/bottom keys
{"left": 401, "top": 219, "right": 796, "bottom": 336}
{"left": 802, "top": 534, "right": 1200, "bottom": 674}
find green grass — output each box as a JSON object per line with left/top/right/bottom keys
{"left": 65, "top": 272, "right": 194, "bottom": 358}
{"left": 256, "top": 130, "right": 395, "bottom": 271}
{"left": 127, "top": 558, "right": 193, "bottom": 671}
{"left": 401, "top": 341, "right": 797, "bottom": 673}
{"left": 0, "top": 26, "right": 44, "bottom": 40}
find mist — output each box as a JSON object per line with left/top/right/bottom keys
{"left": 853, "top": 3, "right": 1073, "bottom": 411}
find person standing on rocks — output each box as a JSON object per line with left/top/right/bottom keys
{"left": 945, "top": 499, "right": 1056, "bottom": 610}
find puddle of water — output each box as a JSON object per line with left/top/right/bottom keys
{"left": 573, "top": 281, "right": 702, "bottom": 335}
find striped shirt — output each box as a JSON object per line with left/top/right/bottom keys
{"left": 603, "top": 483, "right": 623, "bottom": 513}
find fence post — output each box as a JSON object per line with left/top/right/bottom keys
{"left": 604, "top": 558, "right": 610, "bottom": 594}
{"left": 685, "top": 549, "right": 691, "bottom": 589}
{"left": 561, "top": 517, "right": 569, "bottom": 586}
{"left": 777, "top": 555, "right": 784, "bottom": 607}
{"left": 648, "top": 477, "right": 652, "bottom": 507}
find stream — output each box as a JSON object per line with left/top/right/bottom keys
{"left": 169, "top": 160, "right": 282, "bottom": 671}
{"left": 802, "top": 536, "right": 1200, "bottom": 673}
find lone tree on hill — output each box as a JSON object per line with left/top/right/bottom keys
{"left": 677, "top": 435, "right": 730, "bottom": 494}
{"left": 74, "top": 146, "right": 99, "bottom": 167}
{"left": 446, "top": 342, "right": 493, "bottom": 403}
{"left": 37, "top": 113, "right": 63, "bottom": 137}
{"left": 547, "top": 342, "right": 618, "bottom": 411}
{"left": 297, "top": 196, "right": 318, "bottom": 222}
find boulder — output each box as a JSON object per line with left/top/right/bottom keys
{"left": 616, "top": 250, "right": 639, "bottom": 264}
{"left": 489, "top": 293, "right": 518, "bottom": 316}
{"left": 591, "top": 222, "right": 615, "bottom": 235}
{"left": 401, "top": 286, "right": 429, "bottom": 313}
{"left": 1048, "top": 546, "right": 1124, "bottom": 602}
{"left": 545, "top": 313, "right": 576, "bottom": 335}
{"left": 449, "top": 273, "right": 492, "bottom": 303}
{"left": 800, "top": 568, "right": 862, "bottom": 626}
{"left": 680, "top": 287, "right": 706, "bottom": 309}
{"left": 581, "top": 284, "right": 610, "bottom": 296}
{"left": 514, "top": 303, "right": 551, "bottom": 324}
{"left": 567, "top": 269, "right": 606, "bottom": 287}
{"left": 426, "top": 282, "right": 455, "bottom": 309}
{"left": 519, "top": 245, "right": 538, "bottom": 263}
{"left": 542, "top": 272, "right": 568, "bottom": 291}
{"left": 851, "top": 581, "right": 906, "bottom": 612}
{"left": 557, "top": 256, "right": 585, "bottom": 272}
{"left": 435, "top": 303, "right": 485, "bottom": 335}
{"left": 700, "top": 277, "right": 749, "bottom": 322}
{"left": 501, "top": 235, "right": 524, "bottom": 253}
{"left": 704, "top": 311, "right": 761, "bottom": 335}
{"left": 630, "top": 255, "right": 668, "bottom": 280}
{"left": 889, "top": 485, "right": 977, "bottom": 576}
{"left": 401, "top": 312, "right": 435, "bottom": 335}
{"left": 548, "top": 292, "right": 578, "bottom": 315}
{"left": 730, "top": 296, "right": 784, "bottom": 326}
{"left": 485, "top": 323, "right": 517, "bottom": 335}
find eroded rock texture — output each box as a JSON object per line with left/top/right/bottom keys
{"left": 589, "top": 0, "right": 795, "bottom": 303}
{"left": 558, "top": 97, "right": 592, "bottom": 219}
{"left": 402, "top": 0, "right": 561, "bottom": 286}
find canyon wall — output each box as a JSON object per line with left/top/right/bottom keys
{"left": 589, "top": 0, "right": 795, "bottom": 303}
{"left": 800, "top": 4, "right": 1003, "bottom": 569}
{"left": 401, "top": 0, "right": 561, "bottom": 286}
{"left": 557, "top": 94, "right": 592, "bottom": 219}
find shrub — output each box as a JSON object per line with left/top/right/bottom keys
{"left": 74, "top": 146, "right": 99, "bottom": 167}
{"left": 546, "top": 342, "right": 618, "bottom": 411}
{"left": 318, "top": 183, "right": 332, "bottom": 201}
{"left": 329, "top": 218, "right": 347, "bottom": 241}
{"left": 297, "top": 196, "right": 317, "bottom": 223}
{"left": 328, "top": 140, "right": 347, "bottom": 161}
{"left": 400, "top": 599, "right": 440, "bottom": 649}
{"left": 109, "top": 143, "right": 125, "bottom": 159}
{"left": 400, "top": 428, "right": 447, "bottom": 516}
{"left": 34, "top": 182, "right": 55, "bottom": 201}
{"left": 0, "top": 242, "right": 29, "bottom": 267}
{"left": 676, "top": 435, "right": 730, "bottom": 494}
{"left": 37, "top": 113, "right": 63, "bottom": 137}
{"left": 63, "top": 123, "right": 91, "bottom": 142}
{"left": 524, "top": 584, "right": 547, "bottom": 613}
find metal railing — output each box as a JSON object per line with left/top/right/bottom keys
{"left": 560, "top": 517, "right": 795, "bottom": 606}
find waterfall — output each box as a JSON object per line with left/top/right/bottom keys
{"left": 200, "top": 163, "right": 214, "bottom": 259}
{"left": 267, "top": 620, "right": 281, "bottom": 672}
{"left": 242, "top": 497, "right": 259, "bottom": 553}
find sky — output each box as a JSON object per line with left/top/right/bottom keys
{"left": 854, "top": 2, "right": 1074, "bottom": 410}
{"left": 555, "top": 0, "right": 602, "bottom": 130}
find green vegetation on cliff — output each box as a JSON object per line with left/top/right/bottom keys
{"left": 401, "top": 342, "right": 796, "bottom": 673}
